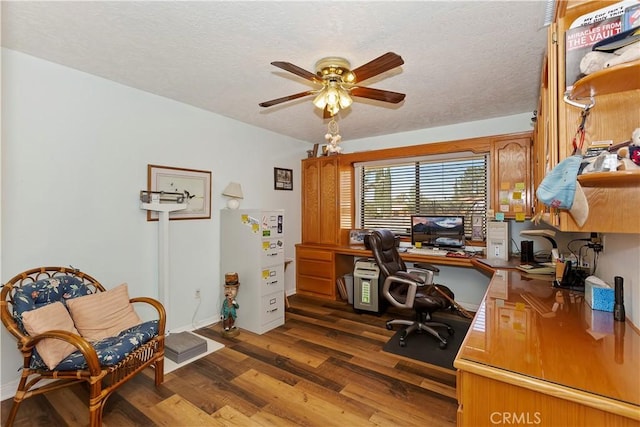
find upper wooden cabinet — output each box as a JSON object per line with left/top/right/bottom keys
{"left": 533, "top": 0, "right": 640, "bottom": 233}
{"left": 491, "top": 134, "right": 533, "bottom": 219}
{"left": 302, "top": 156, "right": 340, "bottom": 245}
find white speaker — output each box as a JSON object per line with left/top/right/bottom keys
{"left": 487, "top": 221, "right": 509, "bottom": 260}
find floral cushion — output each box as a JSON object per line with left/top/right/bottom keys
{"left": 12, "top": 276, "right": 90, "bottom": 332}
{"left": 29, "top": 320, "right": 159, "bottom": 370}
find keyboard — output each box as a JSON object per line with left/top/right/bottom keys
{"left": 406, "top": 247, "right": 448, "bottom": 256}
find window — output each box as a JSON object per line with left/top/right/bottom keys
{"left": 355, "top": 152, "right": 489, "bottom": 238}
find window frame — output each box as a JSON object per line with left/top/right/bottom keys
{"left": 354, "top": 151, "right": 491, "bottom": 241}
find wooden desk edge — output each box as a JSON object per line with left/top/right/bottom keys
{"left": 454, "top": 358, "right": 640, "bottom": 421}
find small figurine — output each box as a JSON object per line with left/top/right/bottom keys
{"left": 222, "top": 272, "right": 240, "bottom": 336}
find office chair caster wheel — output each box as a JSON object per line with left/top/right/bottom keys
{"left": 385, "top": 322, "right": 393, "bottom": 330}
{"left": 447, "top": 327, "right": 455, "bottom": 335}
{"left": 439, "top": 340, "right": 448, "bottom": 350}
{"left": 399, "top": 339, "right": 407, "bottom": 347}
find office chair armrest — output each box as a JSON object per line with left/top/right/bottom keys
{"left": 413, "top": 262, "right": 440, "bottom": 273}
{"left": 382, "top": 274, "right": 421, "bottom": 309}
{"left": 395, "top": 271, "right": 425, "bottom": 284}
{"left": 406, "top": 267, "right": 435, "bottom": 286}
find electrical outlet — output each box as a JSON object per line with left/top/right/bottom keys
{"left": 588, "top": 232, "right": 603, "bottom": 253}
{"left": 195, "top": 289, "right": 201, "bottom": 299}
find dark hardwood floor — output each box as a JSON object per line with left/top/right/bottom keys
{"left": 1, "top": 295, "right": 459, "bottom": 426}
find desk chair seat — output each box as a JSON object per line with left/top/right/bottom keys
{"left": 369, "top": 229, "right": 455, "bottom": 349}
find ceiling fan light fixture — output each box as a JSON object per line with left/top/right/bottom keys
{"left": 326, "top": 85, "right": 340, "bottom": 105}
{"left": 327, "top": 103, "right": 340, "bottom": 116}
{"left": 312, "top": 90, "right": 328, "bottom": 109}
{"left": 338, "top": 87, "right": 352, "bottom": 109}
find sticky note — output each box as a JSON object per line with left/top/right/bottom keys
{"left": 512, "top": 191, "right": 522, "bottom": 200}
{"left": 501, "top": 182, "right": 510, "bottom": 190}
{"left": 515, "top": 213, "right": 526, "bottom": 221}
{"left": 515, "top": 182, "right": 525, "bottom": 190}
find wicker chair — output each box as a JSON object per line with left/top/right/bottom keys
{"left": 1, "top": 266, "right": 166, "bottom": 427}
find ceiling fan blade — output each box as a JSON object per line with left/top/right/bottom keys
{"left": 350, "top": 87, "right": 406, "bottom": 104}
{"left": 271, "top": 61, "right": 321, "bottom": 83}
{"left": 351, "top": 52, "right": 404, "bottom": 83}
{"left": 259, "top": 90, "right": 315, "bottom": 108}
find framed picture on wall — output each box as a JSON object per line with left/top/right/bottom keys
{"left": 274, "top": 167, "right": 293, "bottom": 190}
{"left": 147, "top": 164, "right": 211, "bottom": 221}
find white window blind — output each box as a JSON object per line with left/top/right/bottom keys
{"left": 357, "top": 153, "right": 489, "bottom": 237}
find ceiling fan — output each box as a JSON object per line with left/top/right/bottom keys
{"left": 259, "top": 52, "right": 405, "bottom": 118}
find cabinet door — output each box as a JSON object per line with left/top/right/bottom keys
{"left": 492, "top": 135, "right": 532, "bottom": 219}
{"left": 301, "top": 157, "right": 339, "bottom": 244}
{"left": 318, "top": 157, "right": 338, "bottom": 244}
{"left": 302, "top": 159, "right": 321, "bottom": 243}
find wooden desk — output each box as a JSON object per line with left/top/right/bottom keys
{"left": 295, "top": 243, "right": 475, "bottom": 299}
{"left": 454, "top": 270, "right": 640, "bottom": 426}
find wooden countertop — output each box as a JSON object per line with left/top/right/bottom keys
{"left": 455, "top": 269, "right": 640, "bottom": 419}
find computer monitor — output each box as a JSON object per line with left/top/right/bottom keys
{"left": 411, "top": 215, "right": 465, "bottom": 248}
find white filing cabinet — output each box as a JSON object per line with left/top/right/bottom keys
{"left": 220, "top": 209, "right": 285, "bottom": 334}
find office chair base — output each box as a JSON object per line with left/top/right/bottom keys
{"left": 386, "top": 319, "right": 453, "bottom": 348}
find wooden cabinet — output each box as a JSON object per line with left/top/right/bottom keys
{"left": 491, "top": 134, "right": 532, "bottom": 219}
{"left": 301, "top": 156, "right": 340, "bottom": 245}
{"left": 295, "top": 245, "right": 352, "bottom": 300}
{"left": 533, "top": 0, "right": 640, "bottom": 233}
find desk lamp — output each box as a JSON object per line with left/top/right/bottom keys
{"left": 520, "top": 229, "right": 559, "bottom": 261}
{"left": 222, "top": 182, "right": 243, "bottom": 209}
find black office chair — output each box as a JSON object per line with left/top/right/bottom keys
{"left": 369, "top": 229, "right": 455, "bottom": 348}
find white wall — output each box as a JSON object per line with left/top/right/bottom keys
{"left": 1, "top": 48, "right": 305, "bottom": 398}
{"left": 341, "top": 113, "right": 535, "bottom": 152}
{"left": 597, "top": 234, "right": 640, "bottom": 327}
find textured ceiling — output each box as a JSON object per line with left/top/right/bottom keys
{"left": 2, "top": 1, "right": 549, "bottom": 143}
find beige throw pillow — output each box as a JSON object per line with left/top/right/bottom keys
{"left": 67, "top": 283, "right": 142, "bottom": 341}
{"left": 22, "top": 301, "right": 80, "bottom": 370}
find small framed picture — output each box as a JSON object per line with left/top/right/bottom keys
{"left": 274, "top": 167, "right": 293, "bottom": 191}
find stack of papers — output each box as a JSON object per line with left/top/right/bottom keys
{"left": 515, "top": 262, "right": 556, "bottom": 275}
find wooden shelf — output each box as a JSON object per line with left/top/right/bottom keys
{"left": 570, "top": 60, "right": 640, "bottom": 99}
{"left": 578, "top": 170, "right": 640, "bottom": 187}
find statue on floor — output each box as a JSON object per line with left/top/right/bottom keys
{"left": 222, "top": 272, "right": 240, "bottom": 337}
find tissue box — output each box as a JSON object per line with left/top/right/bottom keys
{"left": 585, "top": 276, "right": 614, "bottom": 312}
